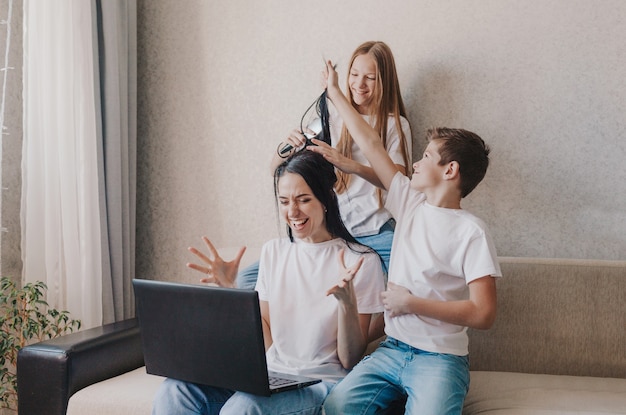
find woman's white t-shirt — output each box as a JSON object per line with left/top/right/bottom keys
{"left": 256, "top": 237, "right": 385, "bottom": 382}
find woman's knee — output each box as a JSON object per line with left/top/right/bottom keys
{"left": 152, "top": 379, "right": 233, "bottom": 415}
{"left": 152, "top": 379, "right": 197, "bottom": 414}
{"left": 220, "top": 392, "right": 263, "bottom": 415}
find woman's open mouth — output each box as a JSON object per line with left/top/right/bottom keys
{"left": 290, "top": 218, "right": 309, "bottom": 231}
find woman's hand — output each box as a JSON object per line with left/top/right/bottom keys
{"left": 186, "top": 237, "right": 246, "bottom": 288}
{"left": 326, "top": 249, "right": 364, "bottom": 306}
{"left": 327, "top": 249, "right": 369, "bottom": 369}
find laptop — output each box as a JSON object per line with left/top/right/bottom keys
{"left": 132, "top": 279, "right": 321, "bottom": 396}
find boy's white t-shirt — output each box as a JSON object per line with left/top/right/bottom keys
{"left": 328, "top": 109, "right": 412, "bottom": 237}
{"left": 256, "top": 237, "right": 385, "bottom": 382}
{"left": 384, "top": 173, "right": 502, "bottom": 356}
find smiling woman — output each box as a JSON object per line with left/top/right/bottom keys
{"left": 273, "top": 151, "right": 360, "bottom": 246}
{"left": 153, "top": 150, "right": 387, "bottom": 415}
{"left": 277, "top": 172, "right": 332, "bottom": 244}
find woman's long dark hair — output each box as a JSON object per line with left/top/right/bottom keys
{"left": 300, "top": 90, "right": 332, "bottom": 147}
{"left": 273, "top": 151, "right": 377, "bottom": 258}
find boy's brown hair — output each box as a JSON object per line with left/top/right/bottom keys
{"left": 427, "top": 127, "right": 490, "bottom": 198}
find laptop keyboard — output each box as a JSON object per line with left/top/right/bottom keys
{"left": 268, "top": 375, "right": 296, "bottom": 387}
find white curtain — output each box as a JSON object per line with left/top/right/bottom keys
{"left": 21, "top": 0, "right": 136, "bottom": 329}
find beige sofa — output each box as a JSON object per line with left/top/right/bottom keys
{"left": 18, "top": 256, "right": 626, "bottom": 414}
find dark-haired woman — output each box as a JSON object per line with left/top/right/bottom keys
{"left": 151, "top": 151, "right": 385, "bottom": 415}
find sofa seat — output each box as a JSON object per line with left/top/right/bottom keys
{"left": 66, "top": 367, "right": 626, "bottom": 415}
{"left": 464, "top": 371, "right": 626, "bottom": 415}
{"left": 67, "top": 367, "right": 163, "bottom": 415}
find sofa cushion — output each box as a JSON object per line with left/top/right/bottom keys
{"left": 464, "top": 371, "right": 626, "bottom": 414}
{"left": 66, "top": 367, "right": 163, "bottom": 415}
{"left": 68, "top": 368, "right": 626, "bottom": 415}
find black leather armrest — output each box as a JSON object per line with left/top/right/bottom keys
{"left": 17, "top": 318, "right": 144, "bottom": 415}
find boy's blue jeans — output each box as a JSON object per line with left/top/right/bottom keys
{"left": 323, "top": 337, "right": 470, "bottom": 415}
{"left": 151, "top": 377, "right": 334, "bottom": 415}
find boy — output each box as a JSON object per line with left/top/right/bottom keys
{"left": 315, "top": 61, "right": 501, "bottom": 414}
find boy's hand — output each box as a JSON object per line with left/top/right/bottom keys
{"left": 381, "top": 282, "right": 413, "bottom": 317}
{"left": 186, "top": 237, "right": 246, "bottom": 288}
{"left": 326, "top": 249, "right": 364, "bottom": 307}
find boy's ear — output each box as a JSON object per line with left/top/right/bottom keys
{"left": 443, "top": 161, "right": 460, "bottom": 180}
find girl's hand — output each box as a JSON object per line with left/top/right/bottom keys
{"left": 186, "top": 237, "right": 246, "bottom": 288}
{"left": 322, "top": 60, "right": 341, "bottom": 97}
{"left": 308, "top": 138, "right": 357, "bottom": 174}
{"left": 326, "top": 249, "right": 364, "bottom": 307}
{"left": 381, "top": 282, "right": 413, "bottom": 317}
{"left": 277, "top": 128, "right": 308, "bottom": 157}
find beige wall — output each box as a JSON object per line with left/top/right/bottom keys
{"left": 135, "top": 0, "right": 626, "bottom": 281}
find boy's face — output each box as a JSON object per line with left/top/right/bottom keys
{"left": 410, "top": 140, "right": 445, "bottom": 192}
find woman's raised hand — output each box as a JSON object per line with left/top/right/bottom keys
{"left": 186, "top": 237, "right": 246, "bottom": 288}
{"left": 326, "top": 249, "right": 364, "bottom": 306}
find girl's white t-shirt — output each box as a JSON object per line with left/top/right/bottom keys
{"left": 328, "top": 108, "right": 412, "bottom": 237}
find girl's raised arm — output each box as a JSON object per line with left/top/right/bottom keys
{"left": 322, "top": 61, "right": 399, "bottom": 191}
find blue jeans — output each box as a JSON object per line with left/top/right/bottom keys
{"left": 237, "top": 261, "right": 260, "bottom": 290}
{"left": 236, "top": 220, "right": 394, "bottom": 290}
{"left": 323, "top": 337, "right": 470, "bottom": 415}
{"left": 152, "top": 378, "right": 334, "bottom": 415}
{"left": 354, "top": 219, "right": 394, "bottom": 275}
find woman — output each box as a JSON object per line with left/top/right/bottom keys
{"left": 151, "top": 151, "right": 385, "bottom": 415}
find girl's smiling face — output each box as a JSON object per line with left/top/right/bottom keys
{"left": 349, "top": 53, "right": 377, "bottom": 114}
{"left": 277, "top": 172, "right": 332, "bottom": 243}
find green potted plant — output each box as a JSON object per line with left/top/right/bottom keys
{"left": 0, "top": 277, "right": 81, "bottom": 412}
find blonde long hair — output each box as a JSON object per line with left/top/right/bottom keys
{"left": 335, "top": 41, "right": 412, "bottom": 204}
